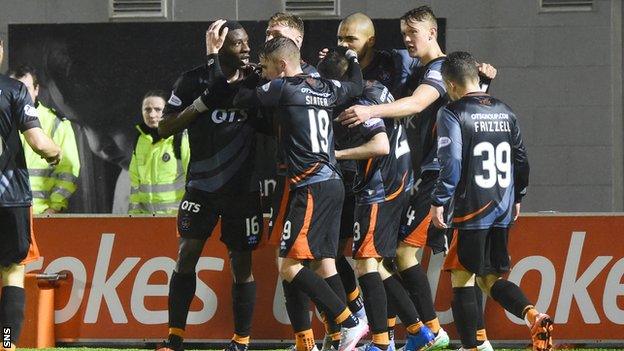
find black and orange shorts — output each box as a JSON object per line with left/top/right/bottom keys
{"left": 352, "top": 192, "right": 407, "bottom": 259}
{"left": 177, "top": 188, "right": 263, "bottom": 251}
{"left": 279, "top": 179, "right": 344, "bottom": 259}
{"left": 398, "top": 171, "right": 448, "bottom": 254}
{"left": 267, "top": 175, "right": 291, "bottom": 247}
{"left": 443, "top": 226, "right": 511, "bottom": 276}
{"left": 0, "top": 206, "right": 39, "bottom": 267}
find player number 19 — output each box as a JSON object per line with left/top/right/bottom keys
{"left": 308, "top": 109, "right": 330, "bottom": 153}
{"left": 473, "top": 141, "right": 511, "bottom": 189}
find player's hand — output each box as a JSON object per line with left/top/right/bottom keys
{"left": 477, "top": 62, "right": 497, "bottom": 80}
{"left": 206, "top": 19, "right": 228, "bottom": 55}
{"left": 338, "top": 105, "right": 372, "bottom": 128}
{"left": 430, "top": 205, "right": 447, "bottom": 229}
{"left": 513, "top": 202, "right": 521, "bottom": 221}
{"left": 45, "top": 151, "right": 61, "bottom": 166}
{"left": 318, "top": 48, "right": 329, "bottom": 60}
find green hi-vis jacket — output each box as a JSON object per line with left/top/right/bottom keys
{"left": 128, "top": 123, "right": 189, "bottom": 214}
{"left": 20, "top": 102, "right": 80, "bottom": 213}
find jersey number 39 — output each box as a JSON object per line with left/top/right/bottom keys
{"left": 474, "top": 141, "right": 511, "bottom": 189}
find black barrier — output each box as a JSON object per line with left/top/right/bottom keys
{"left": 8, "top": 19, "right": 445, "bottom": 213}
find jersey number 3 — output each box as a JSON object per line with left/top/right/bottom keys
{"left": 474, "top": 141, "right": 511, "bottom": 189}
{"left": 308, "top": 109, "right": 330, "bottom": 153}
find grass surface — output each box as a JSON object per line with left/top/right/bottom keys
{"left": 18, "top": 348, "right": 624, "bottom": 351}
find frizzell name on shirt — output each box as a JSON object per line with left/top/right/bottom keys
{"left": 471, "top": 113, "right": 511, "bottom": 133}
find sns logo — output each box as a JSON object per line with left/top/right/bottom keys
{"left": 211, "top": 109, "right": 248, "bottom": 124}
{"left": 180, "top": 201, "right": 201, "bottom": 213}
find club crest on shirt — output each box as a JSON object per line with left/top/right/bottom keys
{"left": 24, "top": 104, "right": 38, "bottom": 117}
{"left": 168, "top": 92, "right": 182, "bottom": 107}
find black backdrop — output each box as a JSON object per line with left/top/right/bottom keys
{"left": 8, "top": 19, "right": 445, "bottom": 213}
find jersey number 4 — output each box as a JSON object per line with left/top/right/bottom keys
{"left": 474, "top": 141, "right": 511, "bottom": 189}
{"left": 308, "top": 109, "right": 330, "bottom": 153}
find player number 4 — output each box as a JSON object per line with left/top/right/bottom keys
{"left": 474, "top": 141, "right": 511, "bottom": 189}
{"left": 308, "top": 109, "right": 330, "bottom": 153}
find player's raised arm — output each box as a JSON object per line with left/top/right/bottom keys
{"left": 332, "top": 48, "right": 364, "bottom": 106}
{"left": 429, "top": 107, "right": 462, "bottom": 228}
{"left": 159, "top": 20, "right": 232, "bottom": 137}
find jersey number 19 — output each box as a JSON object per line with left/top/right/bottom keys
{"left": 308, "top": 109, "right": 330, "bottom": 153}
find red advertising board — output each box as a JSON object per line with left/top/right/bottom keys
{"left": 24, "top": 215, "right": 624, "bottom": 344}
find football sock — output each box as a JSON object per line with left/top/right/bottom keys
{"left": 476, "top": 328, "right": 488, "bottom": 343}
{"left": 323, "top": 276, "right": 343, "bottom": 334}
{"left": 295, "top": 328, "right": 315, "bottom": 351}
{"left": 372, "top": 332, "right": 390, "bottom": 350}
{"left": 232, "top": 334, "right": 250, "bottom": 346}
{"left": 232, "top": 281, "right": 256, "bottom": 341}
{"left": 320, "top": 311, "right": 342, "bottom": 349}
{"left": 524, "top": 307, "right": 539, "bottom": 327}
{"left": 336, "top": 256, "right": 364, "bottom": 314}
{"left": 168, "top": 271, "right": 196, "bottom": 341}
{"left": 290, "top": 268, "right": 357, "bottom": 328}
{"left": 167, "top": 329, "right": 184, "bottom": 349}
{"left": 358, "top": 272, "right": 388, "bottom": 337}
{"left": 383, "top": 274, "right": 421, "bottom": 326}
{"left": 0, "top": 286, "right": 25, "bottom": 344}
{"left": 282, "top": 280, "right": 311, "bottom": 332}
{"left": 406, "top": 321, "right": 424, "bottom": 334}
{"left": 399, "top": 264, "right": 438, "bottom": 328}
{"left": 325, "top": 274, "right": 348, "bottom": 303}
{"left": 387, "top": 300, "right": 397, "bottom": 342}
{"left": 474, "top": 286, "right": 485, "bottom": 345}
{"left": 490, "top": 279, "right": 532, "bottom": 320}
{"left": 451, "top": 287, "right": 478, "bottom": 349}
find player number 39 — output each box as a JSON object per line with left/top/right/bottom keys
{"left": 474, "top": 141, "right": 511, "bottom": 189}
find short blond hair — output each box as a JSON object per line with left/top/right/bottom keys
{"left": 268, "top": 12, "right": 305, "bottom": 36}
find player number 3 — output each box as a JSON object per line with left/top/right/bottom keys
{"left": 473, "top": 141, "right": 511, "bottom": 189}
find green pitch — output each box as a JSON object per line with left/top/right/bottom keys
{"left": 19, "top": 348, "right": 624, "bottom": 351}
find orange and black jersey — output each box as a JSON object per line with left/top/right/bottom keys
{"left": 432, "top": 93, "right": 529, "bottom": 230}
{"left": 403, "top": 56, "right": 449, "bottom": 177}
{"left": 164, "top": 61, "right": 259, "bottom": 194}
{"left": 0, "top": 74, "right": 41, "bottom": 207}
{"left": 231, "top": 57, "right": 364, "bottom": 188}
{"left": 334, "top": 80, "right": 413, "bottom": 204}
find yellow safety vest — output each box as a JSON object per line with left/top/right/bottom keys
{"left": 128, "top": 124, "right": 189, "bottom": 214}
{"left": 20, "top": 102, "right": 80, "bottom": 213}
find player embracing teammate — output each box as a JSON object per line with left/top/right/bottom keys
{"left": 156, "top": 6, "right": 553, "bottom": 351}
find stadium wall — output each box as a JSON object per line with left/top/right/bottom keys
{"left": 22, "top": 214, "right": 624, "bottom": 345}
{"left": 0, "top": 0, "right": 622, "bottom": 212}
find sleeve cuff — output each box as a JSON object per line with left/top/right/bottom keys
{"left": 19, "top": 120, "right": 41, "bottom": 133}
